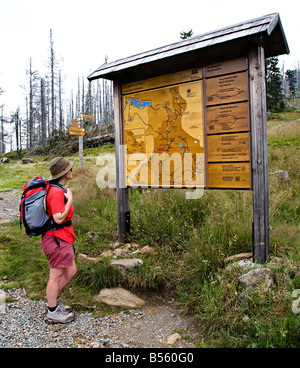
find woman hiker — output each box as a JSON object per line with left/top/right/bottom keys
{"left": 42, "top": 157, "right": 77, "bottom": 323}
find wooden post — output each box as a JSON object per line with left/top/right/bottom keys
{"left": 79, "top": 135, "right": 83, "bottom": 169}
{"left": 79, "top": 117, "right": 84, "bottom": 169}
{"left": 249, "top": 45, "right": 270, "bottom": 264}
{"left": 113, "top": 80, "right": 130, "bottom": 242}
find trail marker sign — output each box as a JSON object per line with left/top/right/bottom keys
{"left": 80, "top": 114, "right": 94, "bottom": 119}
{"left": 68, "top": 114, "right": 92, "bottom": 168}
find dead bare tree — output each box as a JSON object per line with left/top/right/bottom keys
{"left": 0, "top": 107, "right": 8, "bottom": 154}
{"left": 24, "top": 57, "right": 39, "bottom": 149}
{"left": 40, "top": 77, "right": 47, "bottom": 147}
{"left": 49, "top": 29, "right": 56, "bottom": 133}
{"left": 58, "top": 71, "right": 63, "bottom": 131}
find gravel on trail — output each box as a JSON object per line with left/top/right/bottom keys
{"left": 0, "top": 190, "right": 203, "bottom": 348}
{"left": 0, "top": 286, "right": 202, "bottom": 348}
{"left": 0, "top": 189, "right": 20, "bottom": 224}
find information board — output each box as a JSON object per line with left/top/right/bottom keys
{"left": 122, "top": 57, "right": 251, "bottom": 189}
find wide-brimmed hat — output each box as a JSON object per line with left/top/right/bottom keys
{"left": 48, "top": 157, "right": 75, "bottom": 181}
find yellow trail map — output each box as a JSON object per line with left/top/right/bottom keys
{"left": 123, "top": 76, "right": 205, "bottom": 188}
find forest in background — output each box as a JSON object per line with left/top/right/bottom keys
{"left": 0, "top": 29, "right": 300, "bottom": 156}
{"left": 0, "top": 29, "right": 114, "bottom": 155}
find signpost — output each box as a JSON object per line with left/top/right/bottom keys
{"left": 67, "top": 114, "right": 94, "bottom": 168}
{"left": 69, "top": 131, "right": 85, "bottom": 136}
{"left": 80, "top": 114, "right": 95, "bottom": 119}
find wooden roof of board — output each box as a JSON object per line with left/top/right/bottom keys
{"left": 88, "top": 13, "right": 289, "bottom": 82}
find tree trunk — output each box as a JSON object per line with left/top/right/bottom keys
{"left": 50, "top": 29, "right": 56, "bottom": 133}
{"left": 41, "top": 78, "right": 47, "bottom": 147}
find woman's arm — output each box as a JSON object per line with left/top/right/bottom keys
{"left": 52, "top": 188, "right": 73, "bottom": 224}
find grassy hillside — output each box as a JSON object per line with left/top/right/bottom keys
{"left": 0, "top": 114, "right": 299, "bottom": 347}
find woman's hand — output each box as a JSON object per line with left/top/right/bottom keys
{"left": 52, "top": 189, "right": 73, "bottom": 224}
{"left": 64, "top": 188, "right": 73, "bottom": 204}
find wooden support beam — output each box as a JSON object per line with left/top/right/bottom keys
{"left": 113, "top": 80, "right": 130, "bottom": 243}
{"left": 249, "top": 45, "right": 270, "bottom": 263}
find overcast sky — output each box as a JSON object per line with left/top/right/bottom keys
{"left": 0, "top": 0, "right": 299, "bottom": 115}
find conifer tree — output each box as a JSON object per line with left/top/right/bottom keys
{"left": 266, "top": 57, "right": 285, "bottom": 112}
{"left": 180, "top": 29, "right": 193, "bottom": 39}
{"left": 285, "top": 69, "right": 297, "bottom": 98}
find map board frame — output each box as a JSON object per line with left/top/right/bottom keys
{"left": 89, "top": 14, "right": 289, "bottom": 264}
{"left": 113, "top": 48, "right": 269, "bottom": 264}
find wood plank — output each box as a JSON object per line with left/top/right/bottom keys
{"left": 207, "top": 132, "right": 250, "bottom": 162}
{"left": 208, "top": 162, "right": 250, "bottom": 188}
{"left": 205, "top": 57, "right": 248, "bottom": 78}
{"left": 206, "top": 72, "right": 248, "bottom": 106}
{"left": 123, "top": 68, "right": 202, "bottom": 94}
{"left": 79, "top": 135, "right": 83, "bottom": 168}
{"left": 68, "top": 127, "right": 83, "bottom": 132}
{"left": 69, "top": 131, "right": 85, "bottom": 136}
{"left": 80, "top": 114, "right": 94, "bottom": 119}
{"left": 249, "top": 45, "right": 269, "bottom": 263}
{"left": 206, "top": 102, "right": 249, "bottom": 133}
{"left": 114, "top": 81, "right": 130, "bottom": 242}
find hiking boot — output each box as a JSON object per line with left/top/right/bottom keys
{"left": 46, "top": 306, "right": 75, "bottom": 324}
{"left": 57, "top": 297, "right": 73, "bottom": 312}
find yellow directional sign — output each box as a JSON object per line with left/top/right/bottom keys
{"left": 80, "top": 114, "right": 94, "bottom": 119}
{"left": 71, "top": 118, "right": 79, "bottom": 123}
{"left": 69, "top": 130, "right": 85, "bottom": 136}
{"left": 68, "top": 127, "right": 84, "bottom": 132}
{"left": 68, "top": 126, "right": 85, "bottom": 135}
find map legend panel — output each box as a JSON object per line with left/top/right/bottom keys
{"left": 207, "top": 133, "right": 250, "bottom": 162}
{"left": 206, "top": 102, "right": 249, "bottom": 134}
{"left": 208, "top": 162, "right": 251, "bottom": 189}
{"left": 204, "top": 57, "right": 251, "bottom": 189}
{"left": 205, "top": 57, "right": 248, "bottom": 78}
{"left": 206, "top": 72, "right": 248, "bottom": 106}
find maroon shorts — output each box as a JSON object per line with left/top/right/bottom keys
{"left": 42, "top": 234, "right": 74, "bottom": 269}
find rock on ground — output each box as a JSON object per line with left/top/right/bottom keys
{"left": 110, "top": 258, "right": 143, "bottom": 270}
{"left": 94, "top": 288, "right": 146, "bottom": 309}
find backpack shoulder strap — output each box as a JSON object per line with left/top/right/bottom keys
{"left": 49, "top": 183, "right": 67, "bottom": 193}
{"left": 46, "top": 184, "right": 72, "bottom": 233}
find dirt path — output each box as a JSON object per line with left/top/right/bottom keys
{"left": 0, "top": 284, "right": 202, "bottom": 348}
{"left": 0, "top": 190, "right": 203, "bottom": 348}
{"left": 0, "top": 189, "right": 20, "bottom": 225}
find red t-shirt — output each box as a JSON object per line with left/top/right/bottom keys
{"left": 45, "top": 186, "right": 75, "bottom": 245}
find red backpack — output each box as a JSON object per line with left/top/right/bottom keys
{"left": 20, "top": 176, "right": 70, "bottom": 236}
